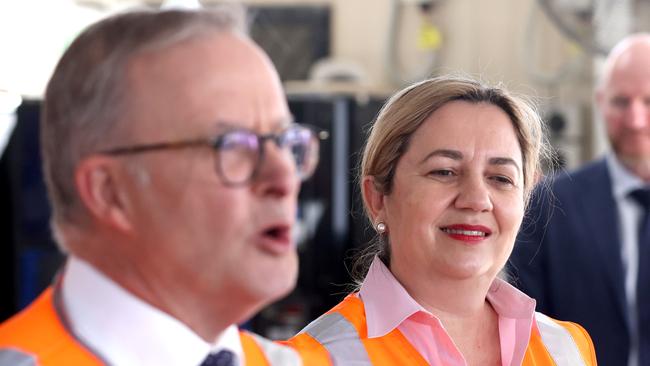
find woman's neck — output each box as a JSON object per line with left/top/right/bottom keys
{"left": 390, "top": 264, "right": 502, "bottom": 365}
{"left": 391, "top": 263, "right": 496, "bottom": 317}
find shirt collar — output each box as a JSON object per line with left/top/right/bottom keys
{"left": 486, "top": 276, "right": 537, "bottom": 319}
{"left": 359, "top": 256, "right": 536, "bottom": 338}
{"left": 359, "top": 256, "right": 424, "bottom": 338}
{"left": 61, "top": 256, "right": 244, "bottom": 366}
{"left": 606, "top": 153, "right": 648, "bottom": 199}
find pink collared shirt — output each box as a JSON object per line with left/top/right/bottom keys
{"left": 359, "top": 256, "right": 537, "bottom": 366}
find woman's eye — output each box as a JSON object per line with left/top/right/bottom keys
{"left": 429, "top": 169, "right": 455, "bottom": 177}
{"left": 490, "top": 175, "right": 514, "bottom": 185}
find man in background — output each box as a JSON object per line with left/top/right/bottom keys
{"left": 0, "top": 8, "right": 325, "bottom": 366}
{"left": 511, "top": 34, "right": 650, "bottom": 366}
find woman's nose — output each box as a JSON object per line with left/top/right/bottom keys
{"left": 454, "top": 176, "right": 493, "bottom": 212}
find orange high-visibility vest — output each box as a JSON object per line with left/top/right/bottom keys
{"left": 0, "top": 287, "right": 316, "bottom": 366}
{"left": 285, "top": 294, "right": 597, "bottom": 366}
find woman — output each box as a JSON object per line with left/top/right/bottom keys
{"left": 286, "top": 76, "right": 597, "bottom": 365}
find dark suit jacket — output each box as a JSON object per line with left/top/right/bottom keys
{"left": 510, "top": 158, "right": 631, "bottom": 366}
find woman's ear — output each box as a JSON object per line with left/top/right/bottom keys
{"left": 74, "top": 156, "right": 134, "bottom": 233}
{"left": 362, "top": 176, "right": 386, "bottom": 223}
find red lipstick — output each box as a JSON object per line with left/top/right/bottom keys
{"left": 440, "top": 224, "right": 492, "bottom": 243}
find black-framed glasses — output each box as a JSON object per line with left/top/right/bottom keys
{"left": 100, "top": 124, "right": 328, "bottom": 186}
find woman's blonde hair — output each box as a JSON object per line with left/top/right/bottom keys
{"left": 352, "top": 75, "right": 552, "bottom": 283}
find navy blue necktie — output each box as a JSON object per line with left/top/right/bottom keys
{"left": 630, "top": 188, "right": 650, "bottom": 365}
{"left": 200, "top": 350, "right": 235, "bottom": 366}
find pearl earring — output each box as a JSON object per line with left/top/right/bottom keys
{"left": 376, "top": 222, "right": 386, "bottom": 234}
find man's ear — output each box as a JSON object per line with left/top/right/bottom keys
{"left": 74, "top": 156, "right": 134, "bottom": 233}
{"left": 362, "top": 176, "right": 386, "bottom": 224}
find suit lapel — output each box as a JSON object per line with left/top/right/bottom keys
{"left": 577, "top": 159, "right": 629, "bottom": 329}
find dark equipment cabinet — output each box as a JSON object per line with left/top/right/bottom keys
{"left": 0, "top": 100, "right": 65, "bottom": 322}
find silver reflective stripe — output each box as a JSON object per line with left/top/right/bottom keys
{"left": 301, "top": 312, "right": 371, "bottom": 366}
{"left": 250, "top": 334, "right": 301, "bottom": 366}
{"left": 0, "top": 349, "right": 36, "bottom": 366}
{"left": 535, "top": 312, "right": 587, "bottom": 366}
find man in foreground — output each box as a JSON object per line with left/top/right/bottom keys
{"left": 0, "top": 8, "right": 325, "bottom": 366}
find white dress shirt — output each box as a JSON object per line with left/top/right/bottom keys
{"left": 60, "top": 256, "right": 244, "bottom": 366}
{"left": 607, "top": 153, "right": 650, "bottom": 366}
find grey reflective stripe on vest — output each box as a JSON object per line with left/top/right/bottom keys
{"left": 0, "top": 349, "right": 36, "bottom": 366}
{"left": 250, "top": 334, "right": 301, "bottom": 366}
{"left": 301, "top": 312, "right": 372, "bottom": 365}
{"left": 535, "top": 312, "right": 587, "bottom": 366}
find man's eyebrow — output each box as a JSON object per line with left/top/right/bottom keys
{"left": 274, "top": 115, "right": 296, "bottom": 129}
{"left": 214, "top": 121, "right": 240, "bottom": 130}
{"left": 213, "top": 115, "right": 295, "bottom": 133}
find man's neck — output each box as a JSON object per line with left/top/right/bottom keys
{"left": 617, "top": 154, "right": 650, "bottom": 183}
{"left": 71, "top": 253, "right": 253, "bottom": 342}
{"left": 60, "top": 256, "right": 246, "bottom": 365}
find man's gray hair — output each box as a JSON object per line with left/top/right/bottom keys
{"left": 41, "top": 7, "right": 246, "bottom": 229}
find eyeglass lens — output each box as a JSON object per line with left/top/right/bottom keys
{"left": 216, "top": 125, "right": 319, "bottom": 185}
{"left": 218, "top": 132, "right": 261, "bottom": 184}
